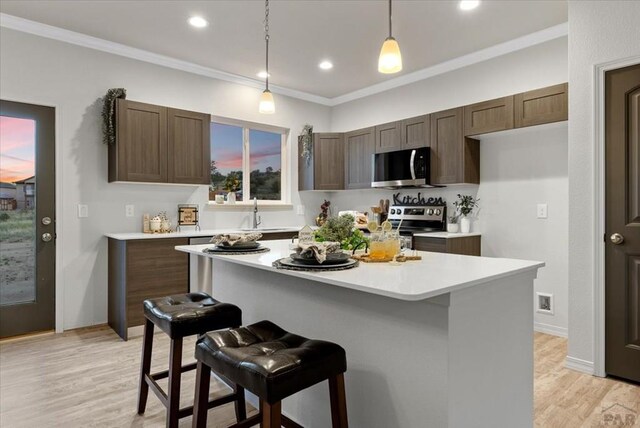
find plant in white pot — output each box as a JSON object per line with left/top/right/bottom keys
{"left": 453, "top": 194, "right": 479, "bottom": 233}
{"left": 447, "top": 214, "right": 460, "bottom": 233}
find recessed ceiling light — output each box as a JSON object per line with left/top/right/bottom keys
{"left": 257, "top": 71, "right": 271, "bottom": 79}
{"left": 459, "top": 0, "right": 480, "bottom": 11}
{"left": 319, "top": 60, "right": 334, "bottom": 70}
{"left": 188, "top": 16, "right": 208, "bottom": 28}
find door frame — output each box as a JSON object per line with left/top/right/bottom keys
{"left": 2, "top": 96, "right": 64, "bottom": 334}
{"left": 592, "top": 55, "right": 640, "bottom": 377}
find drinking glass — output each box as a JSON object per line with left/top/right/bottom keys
{"left": 369, "top": 231, "right": 387, "bottom": 260}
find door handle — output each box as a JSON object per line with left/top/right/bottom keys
{"left": 610, "top": 233, "right": 624, "bottom": 245}
{"left": 42, "top": 233, "right": 52, "bottom": 242}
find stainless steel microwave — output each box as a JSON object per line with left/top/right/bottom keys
{"left": 372, "top": 147, "right": 433, "bottom": 188}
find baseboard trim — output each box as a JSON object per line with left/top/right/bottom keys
{"left": 534, "top": 322, "right": 568, "bottom": 338}
{"left": 565, "top": 356, "right": 595, "bottom": 375}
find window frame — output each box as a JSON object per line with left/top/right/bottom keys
{"left": 209, "top": 116, "right": 290, "bottom": 206}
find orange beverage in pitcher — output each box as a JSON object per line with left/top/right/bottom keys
{"left": 369, "top": 232, "right": 387, "bottom": 260}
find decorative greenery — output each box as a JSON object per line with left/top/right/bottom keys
{"left": 299, "top": 124, "right": 313, "bottom": 165}
{"left": 448, "top": 214, "right": 459, "bottom": 224}
{"left": 224, "top": 172, "right": 241, "bottom": 192}
{"left": 453, "top": 194, "right": 479, "bottom": 217}
{"left": 314, "top": 214, "right": 370, "bottom": 250}
{"left": 101, "top": 88, "right": 126, "bottom": 145}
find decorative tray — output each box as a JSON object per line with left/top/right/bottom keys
{"left": 351, "top": 254, "right": 422, "bottom": 263}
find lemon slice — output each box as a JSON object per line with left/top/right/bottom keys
{"left": 381, "top": 220, "right": 392, "bottom": 232}
{"left": 367, "top": 220, "right": 379, "bottom": 233}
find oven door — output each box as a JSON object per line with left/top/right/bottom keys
{"left": 372, "top": 147, "right": 431, "bottom": 188}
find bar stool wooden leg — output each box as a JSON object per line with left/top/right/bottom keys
{"left": 137, "top": 318, "right": 154, "bottom": 415}
{"left": 192, "top": 361, "right": 211, "bottom": 428}
{"left": 166, "top": 336, "right": 183, "bottom": 428}
{"left": 261, "top": 401, "right": 282, "bottom": 428}
{"left": 234, "top": 384, "right": 247, "bottom": 422}
{"left": 329, "top": 374, "right": 348, "bottom": 428}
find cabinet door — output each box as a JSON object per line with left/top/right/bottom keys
{"left": 114, "top": 99, "right": 167, "bottom": 183}
{"left": 413, "top": 237, "right": 446, "bottom": 253}
{"left": 401, "top": 115, "right": 430, "bottom": 149}
{"left": 314, "top": 133, "right": 345, "bottom": 190}
{"left": 344, "top": 127, "right": 375, "bottom": 189}
{"left": 375, "top": 121, "right": 402, "bottom": 153}
{"left": 464, "top": 96, "right": 514, "bottom": 136}
{"left": 431, "top": 108, "right": 479, "bottom": 185}
{"left": 514, "top": 83, "right": 568, "bottom": 128}
{"left": 167, "top": 108, "right": 211, "bottom": 184}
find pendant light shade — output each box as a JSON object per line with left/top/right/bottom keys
{"left": 378, "top": 0, "right": 402, "bottom": 74}
{"left": 259, "top": 89, "right": 275, "bottom": 114}
{"left": 259, "top": 0, "right": 275, "bottom": 114}
{"left": 378, "top": 37, "right": 402, "bottom": 74}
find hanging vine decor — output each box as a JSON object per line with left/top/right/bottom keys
{"left": 101, "top": 88, "right": 127, "bottom": 145}
{"left": 299, "top": 124, "right": 313, "bottom": 165}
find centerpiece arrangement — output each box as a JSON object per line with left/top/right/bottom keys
{"left": 313, "top": 214, "right": 369, "bottom": 252}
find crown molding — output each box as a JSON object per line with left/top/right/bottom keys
{"left": 1, "top": 13, "right": 567, "bottom": 108}
{"left": 330, "top": 22, "right": 568, "bottom": 106}
{"left": 0, "top": 13, "right": 333, "bottom": 106}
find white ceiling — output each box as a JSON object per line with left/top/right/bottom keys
{"left": 0, "top": 0, "right": 567, "bottom": 99}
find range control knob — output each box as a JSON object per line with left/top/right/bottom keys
{"left": 390, "top": 209, "right": 396, "bottom": 215}
{"left": 427, "top": 209, "right": 434, "bottom": 215}
{"left": 435, "top": 209, "right": 442, "bottom": 215}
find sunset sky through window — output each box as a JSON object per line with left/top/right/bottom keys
{"left": 0, "top": 116, "right": 35, "bottom": 183}
{"left": 211, "top": 123, "right": 281, "bottom": 174}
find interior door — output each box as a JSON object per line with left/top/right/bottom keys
{"left": 605, "top": 63, "right": 640, "bottom": 383}
{"left": 0, "top": 100, "right": 56, "bottom": 338}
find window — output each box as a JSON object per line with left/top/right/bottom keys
{"left": 209, "top": 119, "right": 288, "bottom": 204}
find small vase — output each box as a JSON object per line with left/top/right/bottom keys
{"left": 226, "top": 191, "right": 236, "bottom": 204}
{"left": 460, "top": 216, "right": 471, "bottom": 233}
{"left": 447, "top": 223, "right": 459, "bottom": 233}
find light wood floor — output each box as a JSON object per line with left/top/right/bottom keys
{"left": 1, "top": 327, "right": 638, "bottom": 427}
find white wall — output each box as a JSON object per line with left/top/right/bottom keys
{"left": 305, "top": 37, "right": 570, "bottom": 334}
{"left": 0, "top": 28, "right": 330, "bottom": 329}
{"left": 567, "top": 1, "right": 640, "bottom": 372}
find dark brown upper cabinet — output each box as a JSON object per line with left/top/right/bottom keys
{"left": 514, "top": 83, "right": 568, "bottom": 128}
{"left": 375, "top": 121, "right": 402, "bottom": 153}
{"left": 344, "top": 127, "right": 375, "bottom": 189}
{"left": 298, "top": 133, "right": 345, "bottom": 191}
{"left": 430, "top": 107, "right": 480, "bottom": 185}
{"left": 109, "top": 99, "right": 211, "bottom": 184}
{"left": 167, "top": 108, "right": 211, "bottom": 185}
{"left": 464, "top": 96, "right": 514, "bottom": 136}
{"left": 401, "top": 115, "right": 430, "bottom": 149}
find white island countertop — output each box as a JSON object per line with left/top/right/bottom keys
{"left": 176, "top": 240, "right": 543, "bottom": 301}
{"left": 105, "top": 226, "right": 302, "bottom": 241}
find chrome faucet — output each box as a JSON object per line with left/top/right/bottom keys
{"left": 252, "top": 197, "right": 262, "bottom": 229}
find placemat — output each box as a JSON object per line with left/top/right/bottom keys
{"left": 351, "top": 254, "right": 422, "bottom": 263}
{"left": 203, "top": 247, "right": 271, "bottom": 256}
{"left": 273, "top": 258, "right": 359, "bottom": 272}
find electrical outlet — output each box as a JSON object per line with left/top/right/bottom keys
{"left": 296, "top": 205, "right": 305, "bottom": 216}
{"left": 536, "top": 292, "right": 553, "bottom": 315}
{"left": 537, "top": 203, "right": 548, "bottom": 219}
{"left": 125, "top": 205, "right": 135, "bottom": 217}
{"left": 77, "top": 204, "right": 89, "bottom": 218}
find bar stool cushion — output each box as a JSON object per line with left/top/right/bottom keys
{"left": 195, "top": 320, "right": 347, "bottom": 404}
{"left": 143, "top": 292, "right": 242, "bottom": 339}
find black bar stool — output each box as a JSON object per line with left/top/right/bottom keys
{"left": 137, "top": 292, "right": 245, "bottom": 428}
{"left": 192, "top": 320, "right": 348, "bottom": 428}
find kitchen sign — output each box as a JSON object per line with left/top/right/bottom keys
{"left": 298, "top": 225, "right": 314, "bottom": 244}
{"left": 392, "top": 193, "right": 445, "bottom": 206}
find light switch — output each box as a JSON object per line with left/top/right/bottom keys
{"left": 78, "top": 204, "right": 89, "bottom": 218}
{"left": 537, "top": 204, "right": 548, "bottom": 219}
{"left": 125, "top": 205, "right": 135, "bottom": 217}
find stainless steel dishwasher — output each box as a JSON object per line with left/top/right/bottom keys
{"left": 189, "top": 236, "right": 213, "bottom": 293}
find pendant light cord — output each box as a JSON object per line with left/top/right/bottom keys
{"left": 388, "top": 0, "right": 392, "bottom": 38}
{"left": 264, "top": 0, "right": 270, "bottom": 91}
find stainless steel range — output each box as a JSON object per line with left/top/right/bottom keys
{"left": 387, "top": 204, "right": 447, "bottom": 235}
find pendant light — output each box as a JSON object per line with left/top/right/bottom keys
{"left": 378, "top": 0, "right": 402, "bottom": 74}
{"left": 259, "top": 0, "right": 275, "bottom": 114}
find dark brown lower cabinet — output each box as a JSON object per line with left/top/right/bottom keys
{"left": 108, "top": 231, "right": 300, "bottom": 340}
{"left": 413, "top": 236, "right": 481, "bottom": 256}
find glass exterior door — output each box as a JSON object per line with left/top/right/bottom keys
{"left": 0, "top": 100, "right": 55, "bottom": 338}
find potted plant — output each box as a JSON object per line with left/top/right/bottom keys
{"left": 224, "top": 173, "right": 241, "bottom": 204}
{"left": 453, "top": 194, "right": 479, "bottom": 233}
{"left": 447, "top": 214, "right": 460, "bottom": 233}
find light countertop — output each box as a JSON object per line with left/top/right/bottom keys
{"left": 105, "top": 227, "right": 302, "bottom": 241}
{"left": 176, "top": 240, "right": 543, "bottom": 302}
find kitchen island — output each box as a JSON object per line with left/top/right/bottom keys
{"left": 176, "top": 240, "right": 544, "bottom": 428}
